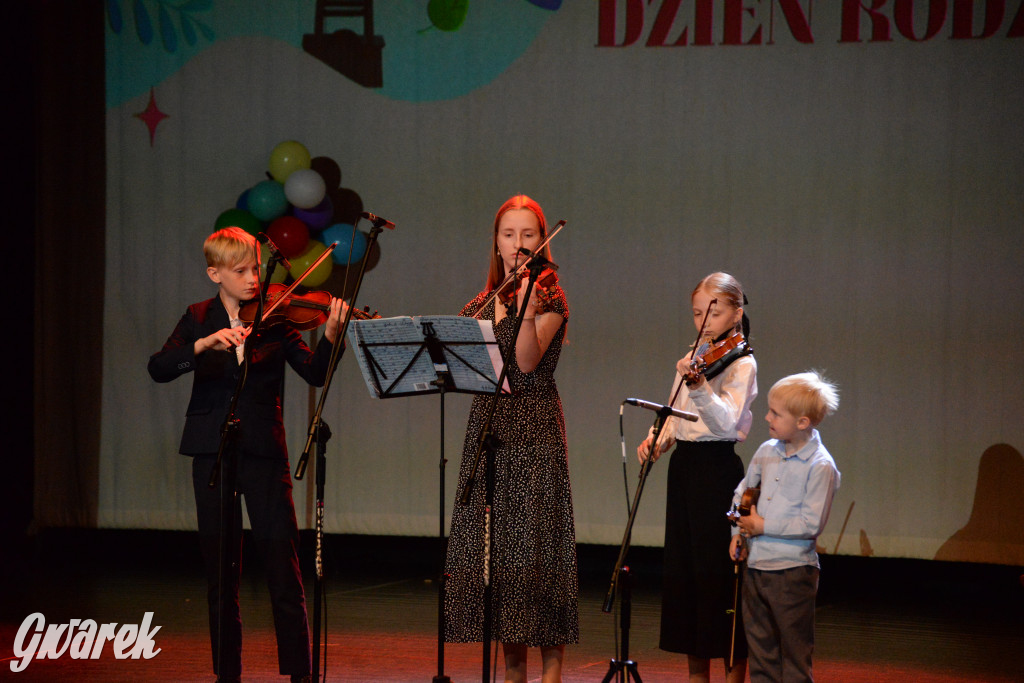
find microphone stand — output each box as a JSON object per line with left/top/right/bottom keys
{"left": 600, "top": 405, "right": 672, "bottom": 683}
{"left": 602, "top": 392, "right": 698, "bottom": 683}
{"left": 458, "top": 254, "right": 551, "bottom": 683}
{"left": 295, "top": 216, "right": 391, "bottom": 683}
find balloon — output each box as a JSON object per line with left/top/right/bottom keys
{"left": 267, "top": 140, "right": 311, "bottom": 182}
{"left": 262, "top": 261, "right": 289, "bottom": 284}
{"left": 265, "top": 216, "right": 310, "bottom": 258}
{"left": 215, "top": 208, "right": 261, "bottom": 236}
{"left": 247, "top": 180, "right": 289, "bottom": 222}
{"left": 322, "top": 223, "right": 367, "bottom": 265}
{"left": 293, "top": 196, "right": 333, "bottom": 232}
{"left": 284, "top": 169, "right": 326, "bottom": 209}
{"left": 235, "top": 189, "right": 249, "bottom": 210}
{"left": 327, "top": 186, "right": 363, "bottom": 224}
{"left": 428, "top": 0, "right": 468, "bottom": 31}
{"left": 288, "top": 240, "right": 332, "bottom": 288}
{"left": 310, "top": 156, "right": 341, "bottom": 191}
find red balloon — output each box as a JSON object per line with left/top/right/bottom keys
{"left": 265, "top": 216, "right": 310, "bottom": 258}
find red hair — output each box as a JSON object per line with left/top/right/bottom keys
{"left": 485, "top": 195, "right": 553, "bottom": 292}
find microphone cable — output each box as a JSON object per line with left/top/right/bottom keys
{"left": 619, "top": 401, "right": 631, "bottom": 518}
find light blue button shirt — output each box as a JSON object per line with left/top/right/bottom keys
{"left": 733, "top": 429, "right": 840, "bottom": 570}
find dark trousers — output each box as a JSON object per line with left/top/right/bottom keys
{"left": 192, "top": 455, "right": 311, "bottom": 677}
{"left": 742, "top": 565, "right": 818, "bottom": 683}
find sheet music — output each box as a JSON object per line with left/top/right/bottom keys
{"left": 348, "top": 315, "right": 508, "bottom": 398}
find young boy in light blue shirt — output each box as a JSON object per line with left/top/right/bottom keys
{"left": 729, "top": 371, "right": 840, "bottom": 683}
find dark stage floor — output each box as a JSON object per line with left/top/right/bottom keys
{"left": 1, "top": 531, "right": 1021, "bottom": 682}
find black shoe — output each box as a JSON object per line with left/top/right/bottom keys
{"left": 216, "top": 677, "right": 241, "bottom": 683}
{"left": 289, "top": 676, "right": 311, "bottom": 683}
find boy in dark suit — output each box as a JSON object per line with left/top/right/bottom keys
{"left": 148, "top": 227, "right": 345, "bottom": 682}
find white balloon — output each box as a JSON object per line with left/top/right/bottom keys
{"left": 284, "top": 169, "right": 326, "bottom": 209}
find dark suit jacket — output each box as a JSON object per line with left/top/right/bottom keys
{"left": 148, "top": 295, "right": 334, "bottom": 459}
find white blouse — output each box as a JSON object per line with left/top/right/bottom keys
{"left": 652, "top": 353, "right": 758, "bottom": 450}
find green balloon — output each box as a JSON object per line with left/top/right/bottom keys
{"left": 428, "top": 0, "right": 468, "bottom": 32}
{"left": 268, "top": 140, "right": 311, "bottom": 182}
{"left": 215, "top": 208, "right": 261, "bottom": 236}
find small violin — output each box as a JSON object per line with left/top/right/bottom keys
{"left": 239, "top": 283, "right": 379, "bottom": 331}
{"left": 497, "top": 266, "right": 560, "bottom": 307}
{"left": 682, "top": 330, "right": 753, "bottom": 387}
{"left": 727, "top": 486, "right": 761, "bottom": 547}
{"left": 726, "top": 485, "right": 760, "bottom": 670}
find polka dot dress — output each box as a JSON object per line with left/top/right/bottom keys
{"left": 443, "top": 287, "right": 579, "bottom": 647}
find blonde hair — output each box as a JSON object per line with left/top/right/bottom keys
{"left": 692, "top": 271, "right": 749, "bottom": 338}
{"left": 769, "top": 371, "right": 839, "bottom": 427}
{"left": 204, "top": 227, "right": 258, "bottom": 268}
{"left": 485, "top": 195, "right": 552, "bottom": 293}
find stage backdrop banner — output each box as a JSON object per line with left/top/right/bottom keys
{"left": 100, "top": 1, "right": 1024, "bottom": 564}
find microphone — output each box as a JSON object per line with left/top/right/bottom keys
{"left": 516, "top": 247, "right": 558, "bottom": 270}
{"left": 625, "top": 398, "right": 699, "bottom": 422}
{"left": 256, "top": 232, "right": 291, "bottom": 269}
{"left": 360, "top": 211, "right": 395, "bottom": 230}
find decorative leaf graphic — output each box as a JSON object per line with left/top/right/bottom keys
{"left": 196, "top": 21, "right": 215, "bottom": 42}
{"left": 134, "top": 0, "right": 153, "bottom": 44}
{"left": 107, "top": 0, "right": 123, "bottom": 33}
{"left": 110, "top": 0, "right": 215, "bottom": 53}
{"left": 179, "top": 0, "right": 212, "bottom": 11}
{"left": 158, "top": 2, "right": 178, "bottom": 52}
{"left": 181, "top": 14, "right": 197, "bottom": 46}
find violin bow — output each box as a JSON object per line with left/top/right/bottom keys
{"left": 473, "top": 220, "right": 567, "bottom": 319}
{"left": 256, "top": 241, "right": 338, "bottom": 324}
{"left": 672, "top": 297, "right": 717, "bottom": 397}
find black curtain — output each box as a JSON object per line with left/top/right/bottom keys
{"left": 15, "top": 0, "right": 105, "bottom": 540}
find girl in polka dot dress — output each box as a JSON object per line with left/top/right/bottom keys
{"left": 444, "top": 195, "right": 579, "bottom": 683}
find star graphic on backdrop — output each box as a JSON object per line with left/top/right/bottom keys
{"left": 134, "top": 87, "right": 169, "bottom": 146}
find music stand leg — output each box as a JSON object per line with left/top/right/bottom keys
{"left": 433, "top": 386, "right": 452, "bottom": 683}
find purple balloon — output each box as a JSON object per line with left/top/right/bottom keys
{"left": 293, "top": 196, "right": 334, "bottom": 231}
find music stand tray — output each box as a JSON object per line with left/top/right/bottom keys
{"left": 348, "top": 315, "right": 510, "bottom": 398}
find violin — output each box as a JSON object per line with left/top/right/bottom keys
{"left": 239, "top": 283, "right": 379, "bottom": 331}
{"left": 726, "top": 485, "right": 760, "bottom": 672}
{"left": 727, "top": 486, "right": 761, "bottom": 527}
{"left": 496, "top": 266, "right": 560, "bottom": 307}
{"left": 726, "top": 486, "right": 761, "bottom": 553}
{"left": 682, "top": 330, "right": 753, "bottom": 387}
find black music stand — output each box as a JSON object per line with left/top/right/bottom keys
{"left": 348, "top": 314, "right": 509, "bottom": 683}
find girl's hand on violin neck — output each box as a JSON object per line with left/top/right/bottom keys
{"left": 516, "top": 281, "right": 541, "bottom": 318}
{"left": 322, "top": 297, "right": 348, "bottom": 344}
{"left": 677, "top": 357, "right": 705, "bottom": 389}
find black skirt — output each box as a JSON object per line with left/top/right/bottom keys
{"left": 659, "top": 440, "right": 748, "bottom": 659}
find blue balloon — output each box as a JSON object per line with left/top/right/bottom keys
{"left": 246, "top": 180, "right": 288, "bottom": 222}
{"left": 322, "top": 223, "right": 367, "bottom": 264}
{"left": 235, "top": 189, "right": 249, "bottom": 210}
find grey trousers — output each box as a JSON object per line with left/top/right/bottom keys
{"left": 742, "top": 565, "right": 819, "bottom": 682}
